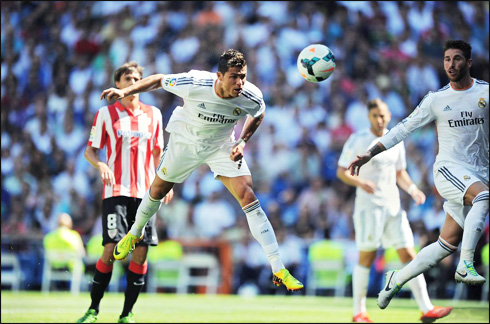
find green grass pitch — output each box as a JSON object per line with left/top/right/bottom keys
{"left": 1, "top": 291, "right": 488, "bottom": 323}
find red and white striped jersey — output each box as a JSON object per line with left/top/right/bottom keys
{"left": 88, "top": 101, "right": 164, "bottom": 199}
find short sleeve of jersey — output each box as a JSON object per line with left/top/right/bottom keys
{"left": 380, "top": 93, "right": 436, "bottom": 149}
{"left": 337, "top": 133, "right": 361, "bottom": 168}
{"left": 160, "top": 70, "right": 213, "bottom": 99}
{"left": 88, "top": 108, "right": 107, "bottom": 149}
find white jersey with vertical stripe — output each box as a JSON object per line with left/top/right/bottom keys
{"left": 88, "top": 101, "right": 164, "bottom": 199}
{"left": 160, "top": 70, "right": 265, "bottom": 145}
{"left": 338, "top": 128, "right": 406, "bottom": 213}
{"left": 380, "top": 79, "right": 489, "bottom": 180}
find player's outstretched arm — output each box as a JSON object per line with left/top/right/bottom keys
{"left": 100, "top": 74, "right": 166, "bottom": 103}
{"left": 348, "top": 142, "right": 386, "bottom": 176}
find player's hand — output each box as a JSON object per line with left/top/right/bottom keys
{"left": 230, "top": 143, "right": 244, "bottom": 162}
{"left": 359, "top": 179, "right": 377, "bottom": 194}
{"left": 163, "top": 188, "right": 174, "bottom": 205}
{"left": 348, "top": 153, "right": 372, "bottom": 176}
{"left": 98, "top": 162, "right": 116, "bottom": 186}
{"left": 410, "top": 188, "right": 426, "bottom": 206}
{"left": 100, "top": 87, "right": 125, "bottom": 103}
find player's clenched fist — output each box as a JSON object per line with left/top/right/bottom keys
{"left": 230, "top": 144, "right": 244, "bottom": 162}
{"left": 100, "top": 87, "right": 125, "bottom": 103}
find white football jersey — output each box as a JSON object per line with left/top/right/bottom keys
{"left": 160, "top": 70, "right": 266, "bottom": 145}
{"left": 338, "top": 128, "right": 406, "bottom": 213}
{"left": 380, "top": 79, "right": 489, "bottom": 179}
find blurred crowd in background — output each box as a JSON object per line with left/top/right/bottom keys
{"left": 1, "top": 1, "right": 489, "bottom": 297}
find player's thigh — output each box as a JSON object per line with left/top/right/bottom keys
{"left": 354, "top": 207, "right": 385, "bottom": 251}
{"left": 433, "top": 163, "right": 482, "bottom": 207}
{"left": 441, "top": 199, "right": 471, "bottom": 230}
{"left": 382, "top": 209, "right": 414, "bottom": 250}
{"left": 156, "top": 134, "right": 202, "bottom": 183}
{"left": 206, "top": 140, "right": 252, "bottom": 180}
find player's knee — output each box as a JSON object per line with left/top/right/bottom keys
{"left": 232, "top": 179, "right": 255, "bottom": 204}
{"left": 464, "top": 184, "right": 489, "bottom": 205}
{"left": 100, "top": 254, "right": 114, "bottom": 265}
{"left": 149, "top": 183, "right": 173, "bottom": 200}
{"left": 102, "top": 243, "right": 116, "bottom": 263}
{"left": 472, "top": 191, "right": 489, "bottom": 210}
{"left": 396, "top": 247, "right": 416, "bottom": 263}
{"left": 358, "top": 250, "right": 376, "bottom": 267}
{"left": 131, "top": 254, "right": 148, "bottom": 266}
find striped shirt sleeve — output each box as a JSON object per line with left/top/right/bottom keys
{"left": 88, "top": 108, "right": 107, "bottom": 149}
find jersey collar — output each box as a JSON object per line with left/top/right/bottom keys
{"left": 114, "top": 101, "right": 149, "bottom": 116}
{"left": 450, "top": 78, "right": 474, "bottom": 91}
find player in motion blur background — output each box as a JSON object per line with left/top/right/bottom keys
{"left": 77, "top": 62, "right": 174, "bottom": 323}
{"left": 100, "top": 49, "right": 303, "bottom": 292}
{"left": 349, "top": 40, "right": 489, "bottom": 310}
{"left": 337, "top": 98, "right": 453, "bottom": 323}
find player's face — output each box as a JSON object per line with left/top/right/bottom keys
{"left": 217, "top": 66, "right": 247, "bottom": 98}
{"left": 444, "top": 49, "right": 472, "bottom": 82}
{"left": 368, "top": 104, "right": 391, "bottom": 136}
{"left": 116, "top": 71, "right": 142, "bottom": 98}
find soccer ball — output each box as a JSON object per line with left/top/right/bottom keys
{"left": 297, "top": 44, "right": 336, "bottom": 83}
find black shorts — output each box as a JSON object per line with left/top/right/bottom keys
{"left": 102, "top": 196, "right": 158, "bottom": 246}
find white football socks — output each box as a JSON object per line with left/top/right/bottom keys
{"left": 459, "top": 191, "right": 489, "bottom": 266}
{"left": 130, "top": 190, "right": 162, "bottom": 237}
{"left": 243, "top": 200, "right": 284, "bottom": 274}
{"left": 352, "top": 264, "right": 370, "bottom": 316}
{"left": 396, "top": 237, "right": 457, "bottom": 285}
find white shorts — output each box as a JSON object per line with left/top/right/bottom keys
{"left": 156, "top": 133, "right": 251, "bottom": 183}
{"left": 433, "top": 162, "right": 483, "bottom": 228}
{"left": 354, "top": 206, "right": 414, "bottom": 252}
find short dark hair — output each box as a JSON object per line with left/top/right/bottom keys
{"left": 114, "top": 61, "right": 144, "bottom": 83}
{"left": 367, "top": 98, "right": 386, "bottom": 110}
{"left": 218, "top": 49, "right": 246, "bottom": 75}
{"left": 443, "top": 40, "right": 472, "bottom": 61}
